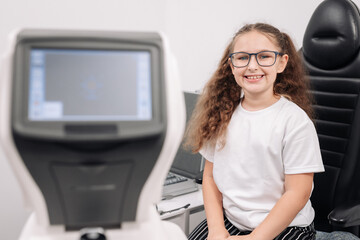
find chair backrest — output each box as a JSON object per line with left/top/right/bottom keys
{"left": 300, "top": 0, "right": 360, "bottom": 234}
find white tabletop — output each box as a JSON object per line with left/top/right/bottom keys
{"left": 157, "top": 187, "right": 203, "bottom": 219}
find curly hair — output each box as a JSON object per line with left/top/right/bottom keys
{"left": 185, "top": 23, "right": 314, "bottom": 152}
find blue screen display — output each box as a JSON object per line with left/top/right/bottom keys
{"left": 28, "top": 48, "right": 152, "bottom": 121}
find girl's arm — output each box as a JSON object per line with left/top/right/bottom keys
{"left": 203, "top": 160, "right": 230, "bottom": 240}
{"left": 228, "top": 173, "right": 314, "bottom": 240}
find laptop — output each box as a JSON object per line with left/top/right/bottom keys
{"left": 162, "top": 91, "right": 204, "bottom": 199}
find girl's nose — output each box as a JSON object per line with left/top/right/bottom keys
{"left": 247, "top": 55, "right": 258, "bottom": 70}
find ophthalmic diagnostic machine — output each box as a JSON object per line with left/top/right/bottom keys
{"left": 0, "top": 29, "right": 187, "bottom": 240}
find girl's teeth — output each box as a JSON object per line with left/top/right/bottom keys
{"left": 247, "top": 75, "right": 262, "bottom": 79}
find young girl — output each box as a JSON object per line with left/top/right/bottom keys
{"left": 186, "top": 23, "right": 324, "bottom": 240}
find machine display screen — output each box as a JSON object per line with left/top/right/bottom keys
{"left": 28, "top": 48, "right": 152, "bottom": 121}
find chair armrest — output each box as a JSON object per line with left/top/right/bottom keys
{"left": 328, "top": 201, "right": 360, "bottom": 228}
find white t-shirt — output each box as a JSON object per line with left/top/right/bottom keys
{"left": 200, "top": 97, "right": 324, "bottom": 231}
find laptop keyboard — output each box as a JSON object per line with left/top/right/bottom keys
{"left": 164, "top": 172, "right": 187, "bottom": 186}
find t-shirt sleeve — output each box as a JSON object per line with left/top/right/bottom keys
{"left": 283, "top": 115, "right": 325, "bottom": 174}
{"left": 199, "top": 142, "right": 215, "bottom": 163}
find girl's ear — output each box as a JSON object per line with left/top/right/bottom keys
{"left": 229, "top": 58, "right": 235, "bottom": 74}
{"left": 277, "top": 54, "right": 289, "bottom": 73}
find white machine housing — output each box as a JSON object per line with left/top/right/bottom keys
{"left": 0, "top": 29, "right": 187, "bottom": 240}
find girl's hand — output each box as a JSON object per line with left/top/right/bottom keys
{"left": 207, "top": 229, "right": 230, "bottom": 240}
{"left": 226, "top": 235, "right": 253, "bottom": 240}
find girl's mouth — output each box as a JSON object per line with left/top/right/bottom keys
{"left": 245, "top": 75, "right": 264, "bottom": 82}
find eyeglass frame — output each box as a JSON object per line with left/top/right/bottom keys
{"left": 229, "top": 50, "right": 284, "bottom": 68}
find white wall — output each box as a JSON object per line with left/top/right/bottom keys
{"left": 0, "top": 0, "right": 358, "bottom": 239}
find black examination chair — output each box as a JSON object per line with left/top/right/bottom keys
{"left": 300, "top": 0, "right": 360, "bottom": 237}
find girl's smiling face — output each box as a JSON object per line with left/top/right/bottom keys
{"left": 229, "top": 31, "right": 288, "bottom": 101}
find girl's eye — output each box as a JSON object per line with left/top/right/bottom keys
{"left": 259, "top": 54, "right": 270, "bottom": 59}
{"left": 236, "top": 55, "right": 249, "bottom": 61}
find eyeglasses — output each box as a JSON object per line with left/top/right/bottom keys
{"left": 229, "top": 51, "right": 284, "bottom": 68}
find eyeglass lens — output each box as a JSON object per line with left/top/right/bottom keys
{"left": 231, "top": 51, "right": 277, "bottom": 67}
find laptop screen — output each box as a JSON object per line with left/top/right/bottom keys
{"left": 170, "top": 92, "right": 204, "bottom": 179}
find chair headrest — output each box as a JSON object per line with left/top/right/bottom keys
{"left": 303, "top": 0, "right": 360, "bottom": 70}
